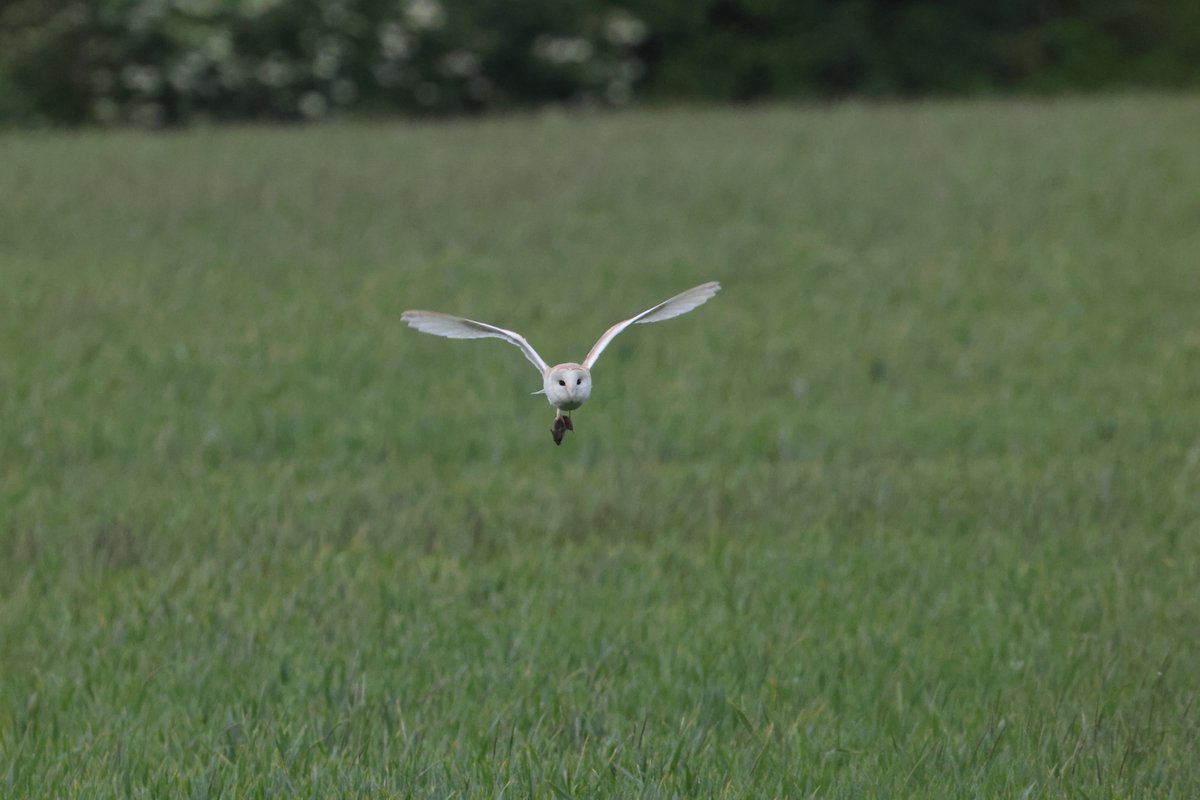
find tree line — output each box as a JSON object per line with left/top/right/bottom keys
{"left": 2, "top": 0, "right": 1196, "bottom": 126}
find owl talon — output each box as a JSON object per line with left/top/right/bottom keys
{"left": 563, "top": 415, "right": 573, "bottom": 431}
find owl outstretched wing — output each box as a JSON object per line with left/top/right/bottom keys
{"left": 583, "top": 281, "right": 721, "bottom": 369}
{"left": 400, "top": 311, "right": 550, "bottom": 376}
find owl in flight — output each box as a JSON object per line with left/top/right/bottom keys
{"left": 401, "top": 281, "right": 721, "bottom": 445}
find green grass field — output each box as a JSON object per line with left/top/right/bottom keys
{"left": 2, "top": 94, "right": 1199, "bottom": 797}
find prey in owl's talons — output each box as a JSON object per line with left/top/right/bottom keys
{"left": 551, "top": 415, "right": 568, "bottom": 445}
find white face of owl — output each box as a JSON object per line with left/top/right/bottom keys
{"left": 544, "top": 364, "right": 592, "bottom": 411}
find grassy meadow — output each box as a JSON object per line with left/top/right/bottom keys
{"left": 1, "top": 94, "right": 1199, "bottom": 797}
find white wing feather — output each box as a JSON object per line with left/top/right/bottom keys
{"left": 583, "top": 281, "right": 721, "bottom": 369}
{"left": 400, "top": 311, "right": 550, "bottom": 375}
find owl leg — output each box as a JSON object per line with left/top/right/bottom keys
{"left": 551, "top": 413, "right": 567, "bottom": 445}
{"left": 563, "top": 414, "right": 573, "bottom": 431}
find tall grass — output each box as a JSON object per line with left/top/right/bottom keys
{"left": 1, "top": 94, "right": 1198, "bottom": 797}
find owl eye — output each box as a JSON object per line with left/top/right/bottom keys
{"left": 576, "top": 378, "right": 582, "bottom": 385}
{"left": 558, "top": 379, "right": 566, "bottom": 386}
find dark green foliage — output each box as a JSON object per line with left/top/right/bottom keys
{"left": 622, "top": 0, "right": 1200, "bottom": 99}
{"left": 1, "top": 0, "right": 1197, "bottom": 124}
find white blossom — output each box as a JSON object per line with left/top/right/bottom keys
{"left": 533, "top": 36, "right": 594, "bottom": 65}
{"left": 404, "top": 0, "right": 444, "bottom": 31}
{"left": 378, "top": 22, "right": 411, "bottom": 60}
{"left": 440, "top": 50, "right": 480, "bottom": 77}
{"left": 122, "top": 64, "right": 163, "bottom": 94}
{"left": 205, "top": 32, "right": 233, "bottom": 60}
{"left": 605, "top": 10, "right": 648, "bottom": 47}
{"left": 299, "top": 91, "right": 328, "bottom": 118}
{"left": 169, "top": 52, "right": 209, "bottom": 91}
{"left": 313, "top": 39, "right": 343, "bottom": 79}
{"left": 256, "top": 56, "right": 293, "bottom": 87}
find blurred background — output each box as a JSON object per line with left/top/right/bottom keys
{"left": 2, "top": 0, "right": 1198, "bottom": 127}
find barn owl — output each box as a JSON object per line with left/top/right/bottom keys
{"left": 401, "top": 281, "right": 721, "bottom": 444}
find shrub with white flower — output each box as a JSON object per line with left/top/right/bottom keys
{"left": 0, "top": 0, "right": 649, "bottom": 126}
